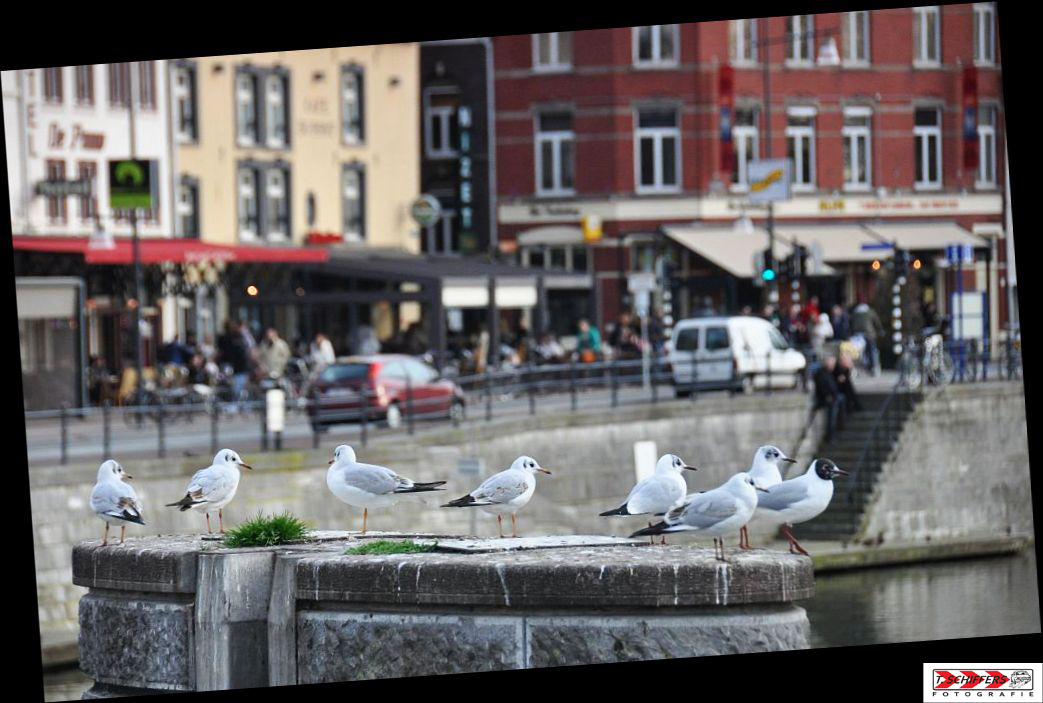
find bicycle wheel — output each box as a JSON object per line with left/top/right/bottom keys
{"left": 929, "top": 348, "right": 954, "bottom": 385}
{"left": 898, "top": 351, "right": 922, "bottom": 390}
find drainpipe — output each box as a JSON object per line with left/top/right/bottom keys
{"left": 483, "top": 37, "right": 497, "bottom": 259}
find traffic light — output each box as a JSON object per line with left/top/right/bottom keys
{"left": 761, "top": 248, "right": 776, "bottom": 282}
{"left": 795, "top": 245, "right": 809, "bottom": 278}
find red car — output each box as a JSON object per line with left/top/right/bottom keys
{"left": 306, "top": 355, "right": 466, "bottom": 430}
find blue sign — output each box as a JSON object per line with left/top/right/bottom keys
{"left": 860, "top": 242, "right": 895, "bottom": 251}
{"left": 946, "top": 244, "right": 975, "bottom": 263}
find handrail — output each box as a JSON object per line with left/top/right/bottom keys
{"left": 846, "top": 379, "right": 917, "bottom": 504}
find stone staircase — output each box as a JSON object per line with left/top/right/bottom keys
{"left": 793, "top": 389, "right": 921, "bottom": 542}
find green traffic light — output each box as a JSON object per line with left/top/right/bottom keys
{"left": 762, "top": 269, "right": 776, "bottom": 282}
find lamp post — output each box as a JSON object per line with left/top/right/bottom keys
{"left": 753, "top": 20, "right": 840, "bottom": 306}
{"left": 124, "top": 64, "right": 145, "bottom": 409}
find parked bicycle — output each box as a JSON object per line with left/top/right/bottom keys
{"left": 897, "top": 327, "right": 954, "bottom": 389}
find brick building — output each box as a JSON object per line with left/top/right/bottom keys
{"left": 493, "top": 6, "right": 1010, "bottom": 356}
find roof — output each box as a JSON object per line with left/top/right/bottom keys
{"left": 11, "top": 236, "right": 330, "bottom": 265}
{"left": 324, "top": 248, "right": 538, "bottom": 284}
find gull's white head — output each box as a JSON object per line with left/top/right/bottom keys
{"left": 753, "top": 445, "right": 795, "bottom": 469}
{"left": 511, "top": 455, "right": 551, "bottom": 475}
{"left": 729, "top": 471, "right": 769, "bottom": 493}
{"left": 656, "top": 454, "right": 698, "bottom": 475}
{"left": 330, "top": 445, "right": 356, "bottom": 465}
{"left": 214, "top": 449, "right": 252, "bottom": 471}
{"left": 97, "top": 459, "right": 132, "bottom": 482}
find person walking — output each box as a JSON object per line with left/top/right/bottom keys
{"left": 850, "top": 300, "right": 884, "bottom": 376}
{"left": 310, "top": 333, "right": 336, "bottom": 370}
{"left": 831, "top": 304, "right": 851, "bottom": 341}
{"left": 218, "top": 320, "right": 253, "bottom": 405}
{"left": 813, "top": 354, "right": 847, "bottom": 442}
{"left": 259, "top": 328, "right": 292, "bottom": 380}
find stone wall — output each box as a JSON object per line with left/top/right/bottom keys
{"left": 860, "top": 381, "right": 1032, "bottom": 542}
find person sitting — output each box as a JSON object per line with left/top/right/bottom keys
{"left": 575, "top": 319, "right": 602, "bottom": 363}
{"left": 813, "top": 353, "right": 847, "bottom": 442}
{"left": 833, "top": 351, "right": 864, "bottom": 413}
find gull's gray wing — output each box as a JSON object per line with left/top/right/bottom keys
{"left": 340, "top": 463, "right": 399, "bottom": 496}
{"left": 626, "top": 475, "right": 681, "bottom": 515}
{"left": 756, "top": 479, "right": 811, "bottom": 512}
{"left": 471, "top": 469, "right": 528, "bottom": 505}
{"left": 91, "top": 481, "right": 144, "bottom": 522}
{"left": 667, "top": 490, "right": 740, "bottom": 528}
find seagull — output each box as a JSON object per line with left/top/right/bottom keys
{"left": 442, "top": 455, "right": 551, "bottom": 538}
{"left": 629, "top": 472, "right": 768, "bottom": 561}
{"left": 740, "top": 445, "right": 797, "bottom": 549}
{"left": 326, "top": 444, "right": 447, "bottom": 535}
{"left": 90, "top": 460, "right": 145, "bottom": 546}
{"left": 753, "top": 458, "right": 849, "bottom": 556}
{"left": 165, "top": 449, "right": 252, "bottom": 534}
{"left": 599, "top": 454, "right": 698, "bottom": 545}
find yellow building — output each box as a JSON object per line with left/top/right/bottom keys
{"left": 173, "top": 45, "right": 419, "bottom": 249}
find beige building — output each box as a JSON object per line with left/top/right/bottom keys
{"left": 172, "top": 45, "right": 420, "bottom": 251}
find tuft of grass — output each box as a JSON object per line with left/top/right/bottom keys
{"left": 344, "top": 540, "right": 437, "bottom": 555}
{"left": 223, "top": 512, "right": 310, "bottom": 548}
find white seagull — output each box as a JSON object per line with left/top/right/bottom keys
{"left": 90, "top": 460, "right": 145, "bottom": 546}
{"left": 165, "top": 449, "right": 252, "bottom": 534}
{"left": 753, "top": 458, "right": 848, "bottom": 555}
{"left": 599, "top": 454, "right": 698, "bottom": 544}
{"left": 630, "top": 472, "right": 768, "bottom": 561}
{"left": 326, "top": 444, "right": 447, "bottom": 535}
{"left": 441, "top": 455, "right": 551, "bottom": 538}
{"left": 740, "top": 445, "right": 797, "bottom": 549}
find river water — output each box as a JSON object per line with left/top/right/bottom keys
{"left": 42, "top": 551, "right": 1038, "bottom": 700}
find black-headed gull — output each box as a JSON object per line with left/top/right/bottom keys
{"left": 752, "top": 458, "right": 848, "bottom": 555}
{"left": 599, "top": 453, "right": 698, "bottom": 544}
{"left": 441, "top": 455, "right": 551, "bottom": 538}
{"left": 326, "top": 444, "right": 447, "bottom": 534}
{"left": 90, "top": 459, "right": 145, "bottom": 546}
{"left": 740, "top": 445, "right": 797, "bottom": 549}
{"left": 629, "top": 472, "right": 768, "bottom": 561}
{"left": 165, "top": 449, "right": 252, "bottom": 534}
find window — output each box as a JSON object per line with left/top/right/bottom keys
{"left": 977, "top": 106, "right": 997, "bottom": 188}
{"left": 424, "top": 87, "right": 460, "bottom": 159}
{"left": 43, "top": 67, "right": 63, "bottom": 103}
{"left": 631, "top": 241, "right": 658, "bottom": 272}
{"left": 342, "top": 165, "right": 365, "bottom": 242}
{"left": 634, "top": 25, "right": 679, "bottom": 67}
{"left": 236, "top": 71, "right": 258, "bottom": 146}
{"left": 265, "top": 74, "right": 288, "bottom": 148}
{"left": 634, "top": 108, "right": 680, "bottom": 193}
{"left": 77, "top": 162, "right": 97, "bottom": 221}
{"left": 769, "top": 327, "right": 790, "bottom": 351}
{"left": 108, "top": 63, "right": 131, "bottom": 107}
{"left": 974, "top": 3, "right": 996, "bottom": 65}
{"left": 522, "top": 244, "right": 588, "bottom": 272}
{"left": 730, "top": 19, "right": 757, "bottom": 65}
{"left": 572, "top": 246, "right": 588, "bottom": 272}
{"left": 787, "top": 15, "right": 814, "bottom": 64}
{"left": 265, "top": 168, "right": 289, "bottom": 241}
{"left": 238, "top": 168, "right": 259, "bottom": 240}
{"left": 914, "top": 107, "right": 942, "bottom": 190}
{"left": 786, "top": 108, "right": 816, "bottom": 191}
{"left": 341, "top": 66, "right": 364, "bottom": 144}
{"left": 705, "top": 327, "right": 730, "bottom": 351}
{"left": 74, "top": 66, "right": 93, "bottom": 105}
{"left": 535, "top": 112, "right": 575, "bottom": 196}
{"left": 138, "top": 61, "right": 156, "bottom": 109}
{"left": 674, "top": 328, "right": 698, "bottom": 352}
{"left": 533, "top": 32, "right": 573, "bottom": 71}
{"left": 842, "top": 107, "right": 872, "bottom": 190}
{"left": 424, "top": 210, "right": 459, "bottom": 255}
{"left": 178, "top": 176, "right": 200, "bottom": 238}
{"left": 173, "top": 63, "right": 197, "bottom": 142}
{"left": 45, "top": 160, "right": 67, "bottom": 223}
{"left": 842, "top": 11, "right": 870, "bottom": 65}
{"left": 913, "top": 6, "right": 941, "bottom": 66}
{"left": 731, "top": 108, "right": 759, "bottom": 190}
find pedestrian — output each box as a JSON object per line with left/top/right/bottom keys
{"left": 310, "top": 333, "right": 336, "bottom": 369}
{"left": 813, "top": 353, "right": 846, "bottom": 442}
{"left": 833, "top": 351, "right": 864, "bottom": 412}
{"left": 694, "top": 296, "right": 717, "bottom": 317}
{"left": 831, "top": 304, "right": 851, "bottom": 341}
{"left": 218, "top": 320, "right": 253, "bottom": 403}
{"left": 850, "top": 300, "right": 884, "bottom": 376}
{"left": 576, "top": 318, "right": 602, "bottom": 363}
{"left": 809, "top": 312, "right": 834, "bottom": 360}
{"left": 259, "top": 328, "right": 292, "bottom": 379}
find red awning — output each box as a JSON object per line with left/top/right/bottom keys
{"left": 11, "top": 236, "right": 330, "bottom": 265}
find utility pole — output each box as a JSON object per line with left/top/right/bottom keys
{"left": 129, "top": 64, "right": 145, "bottom": 408}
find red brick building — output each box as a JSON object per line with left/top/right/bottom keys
{"left": 493, "top": 6, "right": 1010, "bottom": 356}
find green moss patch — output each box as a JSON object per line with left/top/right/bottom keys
{"left": 222, "top": 512, "right": 310, "bottom": 548}
{"left": 344, "top": 540, "right": 437, "bottom": 555}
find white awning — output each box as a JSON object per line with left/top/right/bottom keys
{"left": 860, "top": 222, "right": 987, "bottom": 251}
{"left": 442, "top": 281, "right": 538, "bottom": 309}
{"left": 662, "top": 225, "right": 806, "bottom": 278}
{"left": 773, "top": 224, "right": 882, "bottom": 263}
{"left": 517, "top": 226, "right": 585, "bottom": 246}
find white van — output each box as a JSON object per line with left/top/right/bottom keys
{"left": 667, "top": 316, "right": 806, "bottom": 396}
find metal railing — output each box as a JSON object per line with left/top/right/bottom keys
{"left": 845, "top": 383, "right": 920, "bottom": 505}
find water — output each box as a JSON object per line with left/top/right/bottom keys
{"left": 805, "top": 550, "right": 1040, "bottom": 648}
{"left": 43, "top": 551, "right": 1038, "bottom": 696}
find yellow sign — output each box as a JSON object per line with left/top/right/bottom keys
{"left": 582, "top": 214, "right": 602, "bottom": 243}
{"left": 750, "top": 169, "right": 783, "bottom": 193}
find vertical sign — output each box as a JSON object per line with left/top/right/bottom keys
{"left": 719, "top": 65, "right": 735, "bottom": 174}
{"left": 457, "top": 105, "right": 477, "bottom": 254}
{"left": 963, "top": 65, "right": 978, "bottom": 171}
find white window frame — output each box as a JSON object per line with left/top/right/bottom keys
{"left": 913, "top": 6, "right": 941, "bottom": 68}
{"left": 173, "top": 65, "right": 196, "bottom": 143}
{"left": 341, "top": 67, "right": 364, "bottom": 145}
{"left": 237, "top": 168, "right": 258, "bottom": 241}
{"left": 633, "top": 25, "right": 680, "bottom": 68}
{"left": 342, "top": 165, "right": 365, "bottom": 242}
{"left": 842, "top": 106, "right": 872, "bottom": 192}
{"left": 842, "top": 11, "right": 871, "bottom": 66}
{"left": 913, "top": 107, "right": 942, "bottom": 191}
{"left": 74, "top": 65, "right": 93, "bottom": 106}
{"left": 785, "top": 106, "right": 817, "bottom": 192}
{"left": 265, "top": 169, "right": 288, "bottom": 242}
{"left": 265, "top": 74, "right": 287, "bottom": 149}
{"left": 532, "top": 32, "right": 573, "bottom": 72}
{"left": 236, "top": 73, "right": 257, "bottom": 147}
{"left": 424, "top": 87, "right": 459, "bottom": 160}
{"left": 973, "top": 3, "right": 996, "bottom": 66}
{"left": 976, "top": 105, "right": 997, "bottom": 189}
{"left": 730, "top": 19, "right": 757, "bottom": 66}
{"left": 425, "top": 210, "right": 459, "bottom": 256}
{"left": 177, "top": 178, "right": 199, "bottom": 237}
{"left": 786, "top": 15, "right": 815, "bottom": 66}
{"left": 634, "top": 108, "right": 682, "bottom": 194}
{"left": 730, "top": 108, "right": 759, "bottom": 193}
{"left": 535, "top": 113, "right": 575, "bottom": 197}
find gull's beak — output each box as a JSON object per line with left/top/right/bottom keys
{"left": 328, "top": 459, "right": 335, "bottom": 465}
{"left": 124, "top": 474, "right": 133, "bottom": 480}
{"left": 754, "top": 483, "right": 770, "bottom": 493}
{"left": 682, "top": 465, "right": 699, "bottom": 472}
{"left": 240, "top": 462, "right": 253, "bottom": 471}
{"left": 782, "top": 457, "right": 797, "bottom": 464}
{"left": 538, "top": 468, "right": 552, "bottom": 475}
{"left": 833, "top": 467, "right": 849, "bottom": 477}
